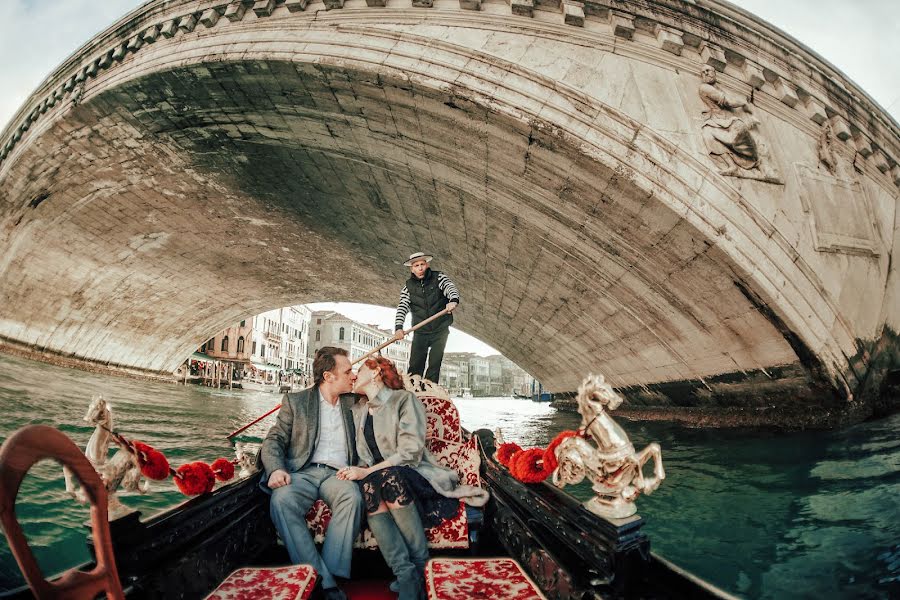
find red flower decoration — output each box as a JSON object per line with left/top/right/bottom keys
{"left": 495, "top": 442, "right": 523, "bottom": 467}
{"left": 174, "top": 462, "right": 216, "bottom": 495}
{"left": 510, "top": 448, "right": 553, "bottom": 484}
{"left": 542, "top": 430, "right": 579, "bottom": 473}
{"left": 132, "top": 441, "right": 170, "bottom": 480}
{"left": 211, "top": 457, "right": 235, "bottom": 481}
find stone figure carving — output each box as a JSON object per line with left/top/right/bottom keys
{"left": 817, "top": 121, "right": 838, "bottom": 174}
{"left": 234, "top": 442, "right": 259, "bottom": 479}
{"left": 698, "top": 65, "right": 781, "bottom": 183}
{"left": 62, "top": 395, "right": 147, "bottom": 519}
{"left": 551, "top": 374, "right": 665, "bottom": 519}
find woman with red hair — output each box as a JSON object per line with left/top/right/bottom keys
{"left": 336, "top": 356, "right": 487, "bottom": 599}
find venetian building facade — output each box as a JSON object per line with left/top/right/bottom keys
{"left": 203, "top": 305, "right": 312, "bottom": 375}
{"left": 309, "top": 311, "right": 411, "bottom": 374}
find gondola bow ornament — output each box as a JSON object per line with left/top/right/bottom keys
{"left": 552, "top": 374, "right": 665, "bottom": 519}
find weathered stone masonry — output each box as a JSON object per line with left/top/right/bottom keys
{"left": 1, "top": 0, "right": 898, "bottom": 427}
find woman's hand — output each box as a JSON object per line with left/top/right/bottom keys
{"left": 337, "top": 466, "right": 369, "bottom": 481}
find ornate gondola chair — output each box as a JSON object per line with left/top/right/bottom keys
{"left": 305, "top": 381, "right": 484, "bottom": 550}
{"left": 0, "top": 425, "right": 319, "bottom": 600}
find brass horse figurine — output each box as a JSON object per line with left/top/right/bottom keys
{"left": 63, "top": 395, "right": 147, "bottom": 519}
{"left": 552, "top": 374, "right": 665, "bottom": 519}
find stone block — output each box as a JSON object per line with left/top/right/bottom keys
{"left": 611, "top": 14, "right": 634, "bottom": 40}
{"left": 700, "top": 43, "right": 726, "bottom": 71}
{"left": 583, "top": 3, "right": 608, "bottom": 18}
{"left": 98, "top": 50, "right": 113, "bottom": 68}
{"left": 142, "top": 24, "right": 160, "bottom": 43}
{"left": 253, "top": 0, "right": 276, "bottom": 16}
{"left": 74, "top": 68, "right": 87, "bottom": 84}
{"left": 742, "top": 62, "right": 765, "bottom": 88}
{"left": 285, "top": 0, "right": 309, "bottom": 11}
{"left": 159, "top": 20, "right": 178, "bottom": 38}
{"left": 829, "top": 115, "right": 851, "bottom": 141}
{"left": 459, "top": 0, "right": 480, "bottom": 9}
{"left": 224, "top": 1, "right": 249, "bottom": 21}
{"left": 511, "top": 0, "right": 533, "bottom": 17}
{"left": 873, "top": 150, "right": 890, "bottom": 173}
{"left": 111, "top": 43, "right": 127, "bottom": 62}
{"left": 803, "top": 96, "right": 827, "bottom": 124}
{"left": 562, "top": 1, "right": 585, "bottom": 27}
{"left": 200, "top": 8, "right": 220, "bottom": 27}
{"left": 412, "top": 0, "right": 433, "bottom": 6}
{"left": 852, "top": 132, "right": 873, "bottom": 158}
{"left": 892, "top": 164, "right": 900, "bottom": 187}
{"left": 126, "top": 34, "right": 143, "bottom": 53}
{"left": 773, "top": 78, "right": 798, "bottom": 107}
{"left": 656, "top": 28, "right": 683, "bottom": 55}
{"left": 85, "top": 59, "right": 99, "bottom": 77}
{"left": 177, "top": 14, "right": 198, "bottom": 33}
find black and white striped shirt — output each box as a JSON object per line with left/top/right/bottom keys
{"left": 395, "top": 272, "right": 460, "bottom": 331}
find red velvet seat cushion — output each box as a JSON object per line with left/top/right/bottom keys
{"left": 205, "top": 564, "right": 318, "bottom": 600}
{"left": 425, "top": 558, "right": 547, "bottom": 600}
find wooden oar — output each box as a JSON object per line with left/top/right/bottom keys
{"left": 225, "top": 307, "right": 452, "bottom": 439}
{"left": 350, "top": 307, "right": 450, "bottom": 366}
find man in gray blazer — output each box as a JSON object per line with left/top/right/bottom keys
{"left": 260, "top": 346, "right": 362, "bottom": 600}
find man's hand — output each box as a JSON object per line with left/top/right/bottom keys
{"left": 337, "top": 466, "right": 369, "bottom": 481}
{"left": 446, "top": 302, "right": 458, "bottom": 313}
{"left": 268, "top": 469, "right": 290, "bottom": 489}
{"left": 392, "top": 329, "right": 406, "bottom": 342}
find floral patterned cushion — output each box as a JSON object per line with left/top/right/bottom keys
{"left": 205, "top": 565, "right": 317, "bottom": 600}
{"left": 425, "top": 558, "right": 547, "bottom": 600}
{"left": 427, "top": 435, "right": 482, "bottom": 489}
{"left": 421, "top": 396, "right": 463, "bottom": 442}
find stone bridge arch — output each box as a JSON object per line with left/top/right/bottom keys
{"left": 1, "top": 1, "right": 898, "bottom": 426}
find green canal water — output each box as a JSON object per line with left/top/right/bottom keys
{"left": 0, "top": 353, "right": 898, "bottom": 598}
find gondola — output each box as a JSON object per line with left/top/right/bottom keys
{"left": 0, "top": 378, "right": 736, "bottom": 600}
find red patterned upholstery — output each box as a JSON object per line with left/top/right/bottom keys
{"left": 421, "top": 396, "right": 463, "bottom": 443}
{"left": 305, "top": 395, "right": 481, "bottom": 549}
{"left": 205, "top": 565, "right": 317, "bottom": 599}
{"left": 425, "top": 558, "right": 547, "bottom": 600}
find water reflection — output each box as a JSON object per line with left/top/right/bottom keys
{"left": 0, "top": 358, "right": 897, "bottom": 598}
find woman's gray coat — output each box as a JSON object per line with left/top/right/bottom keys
{"left": 353, "top": 387, "right": 488, "bottom": 507}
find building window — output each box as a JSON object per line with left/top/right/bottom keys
{"left": 339, "top": 327, "right": 345, "bottom": 341}
{"left": 237, "top": 336, "right": 245, "bottom": 353}
{"left": 240, "top": 320, "right": 245, "bottom": 327}
{"left": 221, "top": 336, "right": 229, "bottom": 352}
{"left": 261, "top": 345, "right": 265, "bottom": 358}
{"left": 252, "top": 341, "right": 257, "bottom": 355}
{"left": 315, "top": 330, "right": 320, "bottom": 342}
{"left": 316, "top": 318, "right": 321, "bottom": 325}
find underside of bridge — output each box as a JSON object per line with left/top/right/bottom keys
{"left": 2, "top": 2, "right": 899, "bottom": 427}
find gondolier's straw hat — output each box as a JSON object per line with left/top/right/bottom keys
{"left": 403, "top": 252, "right": 434, "bottom": 266}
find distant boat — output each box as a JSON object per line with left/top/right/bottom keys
{"left": 532, "top": 391, "right": 553, "bottom": 402}
{"left": 238, "top": 378, "right": 278, "bottom": 393}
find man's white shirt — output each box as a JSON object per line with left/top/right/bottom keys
{"left": 309, "top": 390, "right": 349, "bottom": 469}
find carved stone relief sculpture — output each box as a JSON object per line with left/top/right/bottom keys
{"left": 817, "top": 121, "right": 838, "bottom": 174}
{"left": 698, "top": 66, "right": 782, "bottom": 184}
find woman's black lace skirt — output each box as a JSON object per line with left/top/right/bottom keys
{"left": 359, "top": 466, "right": 459, "bottom": 528}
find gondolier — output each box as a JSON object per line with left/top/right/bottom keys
{"left": 392, "top": 252, "right": 459, "bottom": 384}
